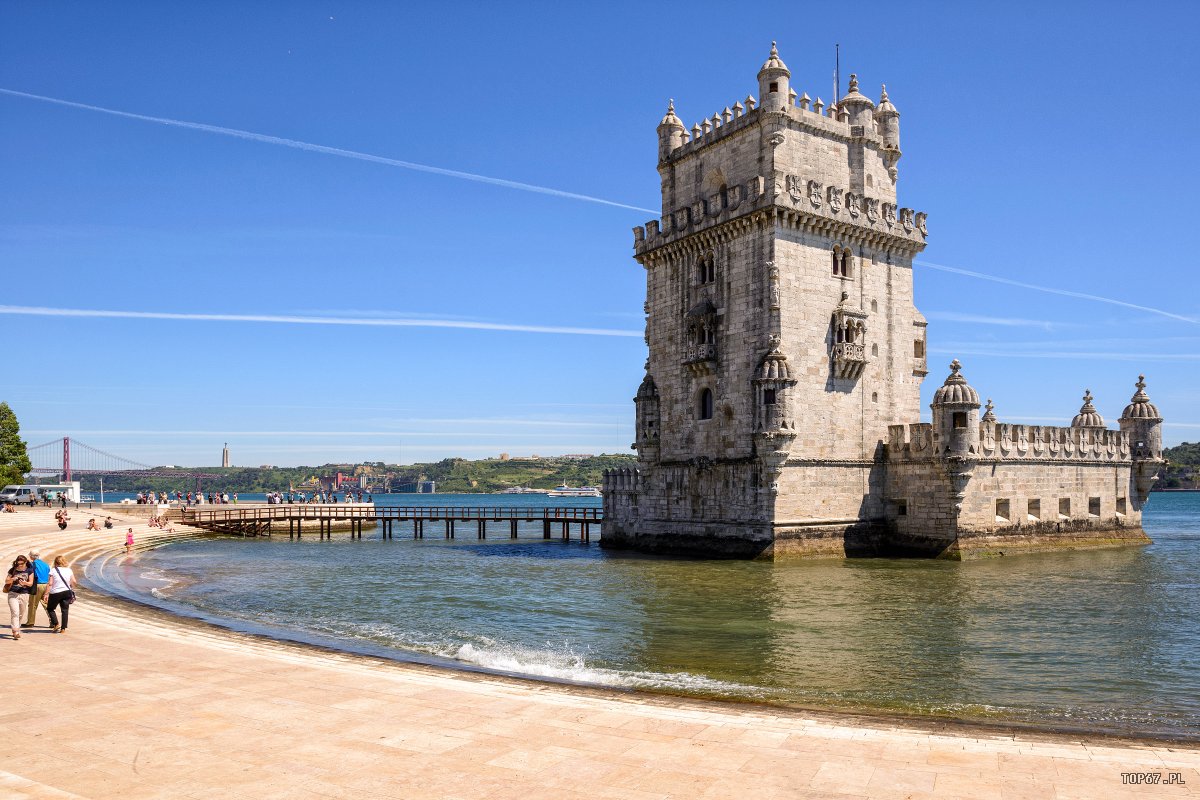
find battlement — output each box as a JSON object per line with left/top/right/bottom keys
{"left": 632, "top": 170, "right": 926, "bottom": 257}
{"left": 602, "top": 467, "right": 642, "bottom": 492}
{"left": 888, "top": 420, "right": 1132, "bottom": 463}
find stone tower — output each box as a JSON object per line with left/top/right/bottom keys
{"left": 222, "top": 442, "right": 230, "bottom": 469}
{"left": 603, "top": 44, "right": 930, "bottom": 557}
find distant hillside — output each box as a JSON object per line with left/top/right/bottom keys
{"left": 1161, "top": 442, "right": 1200, "bottom": 489}
{"left": 71, "top": 454, "right": 639, "bottom": 494}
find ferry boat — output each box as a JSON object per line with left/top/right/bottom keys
{"left": 547, "top": 484, "right": 602, "bottom": 498}
{"left": 497, "top": 487, "right": 550, "bottom": 494}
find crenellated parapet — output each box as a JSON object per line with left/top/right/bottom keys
{"left": 632, "top": 171, "right": 926, "bottom": 258}
{"left": 602, "top": 467, "right": 642, "bottom": 493}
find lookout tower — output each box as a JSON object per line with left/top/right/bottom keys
{"left": 605, "top": 43, "right": 930, "bottom": 557}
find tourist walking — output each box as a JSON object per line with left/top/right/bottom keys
{"left": 45, "top": 556, "right": 76, "bottom": 633}
{"left": 24, "top": 549, "right": 49, "bottom": 628}
{"left": 125, "top": 528, "right": 135, "bottom": 555}
{"left": 4, "top": 555, "right": 35, "bottom": 640}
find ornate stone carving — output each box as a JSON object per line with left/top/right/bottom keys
{"left": 915, "top": 211, "right": 928, "bottom": 236}
{"left": 900, "top": 207, "right": 914, "bottom": 233}
{"left": 864, "top": 197, "right": 879, "bottom": 223}
{"left": 786, "top": 175, "right": 803, "bottom": 204}
{"left": 882, "top": 203, "right": 897, "bottom": 227}
{"left": 846, "top": 192, "right": 860, "bottom": 218}
{"left": 827, "top": 186, "right": 843, "bottom": 213}
{"left": 767, "top": 262, "right": 780, "bottom": 310}
{"left": 807, "top": 180, "right": 822, "bottom": 209}
{"left": 831, "top": 292, "right": 868, "bottom": 380}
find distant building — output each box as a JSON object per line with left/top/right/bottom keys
{"left": 560, "top": 454, "right": 595, "bottom": 461}
{"left": 499, "top": 453, "right": 510, "bottom": 461}
{"left": 221, "top": 443, "right": 230, "bottom": 469}
{"left": 603, "top": 44, "right": 1164, "bottom": 560}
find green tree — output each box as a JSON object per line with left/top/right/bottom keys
{"left": 0, "top": 402, "right": 32, "bottom": 486}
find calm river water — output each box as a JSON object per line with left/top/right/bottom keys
{"left": 87, "top": 492, "right": 1200, "bottom": 739}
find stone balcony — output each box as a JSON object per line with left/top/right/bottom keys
{"left": 833, "top": 342, "right": 867, "bottom": 380}
{"left": 684, "top": 343, "right": 717, "bottom": 376}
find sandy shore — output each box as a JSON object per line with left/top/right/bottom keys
{"left": 1, "top": 509, "right": 1197, "bottom": 799}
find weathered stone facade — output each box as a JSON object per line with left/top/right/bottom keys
{"left": 602, "top": 44, "right": 1164, "bottom": 559}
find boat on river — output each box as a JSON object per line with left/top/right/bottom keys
{"left": 547, "top": 485, "right": 601, "bottom": 498}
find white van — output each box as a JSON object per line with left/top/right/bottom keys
{"left": 0, "top": 485, "right": 41, "bottom": 505}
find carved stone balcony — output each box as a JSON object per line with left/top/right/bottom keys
{"left": 684, "top": 343, "right": 717, "bottom": 376}
{"left": 833, "top": 342, "right": 867, "bottom": 379}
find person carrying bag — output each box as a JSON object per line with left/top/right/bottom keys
{"left": 44, "top": 556, "right": 77, "bottom": 633}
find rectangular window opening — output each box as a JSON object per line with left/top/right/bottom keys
{"left": 763, "top": 388, "right": 776, "bottom": 406}
{"left": 996, "top": 499, "right": 1010, "bottom": 523}
{"left": 1116, "top": 497, "right": 1127, "bottom": 515}
{"left": 895, "top": 500, "right": 908, "bottom": 517}
{"left": 952, "top": 412, "right": 967, "bottom": 429}
{"left": 914, "top": 339, "right": 926, "bottom": 359}
{"left": 1089, "top": 497, "right": 1101, "bottom": 517}
{"left": 1059, "top": 498, "right": 1071, "bottom": 519}
{"left": 1027, "top": 499, "right": 1041, "bottom": 521}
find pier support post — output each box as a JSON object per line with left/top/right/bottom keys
{"left": 510, "top": 520, "right": 518, "bottom": 539}
{"left": 478, "top": 520, "right": 485, "bottom": 539}
{"left": 543, "top": 520, "right": 551, "bottom": 539}
{"left": 582, "top": 522, "right": 589, "bottom": 543}
{"left": 562, "top": 521, "right": 569, "bottom": 541}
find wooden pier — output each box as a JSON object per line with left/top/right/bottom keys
{"left": 180, "top": 504, "right": 602, "bottom": 543}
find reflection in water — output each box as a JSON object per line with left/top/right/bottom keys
{"left": 90, "top": 493, "right": 1200, "bottom": 739}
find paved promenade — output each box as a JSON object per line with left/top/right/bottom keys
{"left": 1, "top": 509, "right": 1197, "bottom": 799}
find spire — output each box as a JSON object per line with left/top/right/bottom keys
{"left": 658, "top": 98, "right": 683, "bottom": 130}
{"left": 876, "top": 83, "right": 898, "bottom": 116}
{"left": 982, "top": 398, "right": 996, "bottom": 423}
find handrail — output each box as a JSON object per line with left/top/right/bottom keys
{"left": 181, "top": 504, "right": 604, "bottom": 524}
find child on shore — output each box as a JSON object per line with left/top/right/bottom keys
{"left": 125, "top": 529, "right": 134, "bottom": 555}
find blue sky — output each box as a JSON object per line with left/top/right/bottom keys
{"left": 1, "top": 1, "right": 1197, "bottom": 468}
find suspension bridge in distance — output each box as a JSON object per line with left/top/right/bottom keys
{"left": 26, "top": 437, "right": 222, "bottom": 485}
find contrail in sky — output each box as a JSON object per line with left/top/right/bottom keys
{"left": 916, "top": 260, "right": 1199, "bottom": 325}
{"left": 0, "top": 305, "right": 643, "bottom": 338}
{"left": 0, "top": 87, "right": 658, "bottom": 214}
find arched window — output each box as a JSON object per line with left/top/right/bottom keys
{"left": 832, "top": 247, "right": 851, "bottom": 278}
{"left": 699, "top": 388, "right": 714, "bottom": 420}
{"left": 698, "top": 252, "right": 716, "bottom": 284}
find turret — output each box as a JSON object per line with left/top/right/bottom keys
{"left": 757, "top": 42, "right": 791, "bottom": 113}
{"left": 1119, "top": 375, "right": 1164, "bottom": 505}
{"left": 839, "top": 74, "right": 876, "bottom": 128}
{"left": 874, "top": 84, "right": 901, "bottom": 182}
{"left": 633, "top": 373, "right": 661, "bottom": 462}
{"left": 656, "top": 99, "right": 686, "bottom": 162}
{"left": 931, "top": 359, "right": 981, "bottom": 459}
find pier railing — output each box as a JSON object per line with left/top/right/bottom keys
{"left": 180, "top": 503, "right": 603, "bottom": 542}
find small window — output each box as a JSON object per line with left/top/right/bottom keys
{"left": 896, "top": 500, "right": 908, "bottom": 517}
{"left": 763, "top": 388, "right": 776, "bottom": 406}
{"left": 698, "top": 253, "right": 716, "bottom": 284}
{"left": 914, "top": 339, "right": 926, "bottom": 359}
{"left": 699, "top": 388, "right": 714, "bottom": 420}
{"left": 871, "top": 300, "right": 878, "bottom": 312}
{"left": 1059, "top": 498, "right": 1071, "bottom": 519}
{"left": 871, "top": 392, "right": 878, "bottom": 403}
{"left": 1027, "top": 499, "right": 1041, "bottom": 521}
{"left": 952, "top": 412, "right": 967, "bottom": 429}
{"left": 996, "top": 499, "right": 1010, "bottom": 522}
{"left": 871, "top": 344, "right": 879, "bottom": 357}
{"left": 769, "top": 81, "right": 779, "bottom": 93}
{"left": 1116, "top": 497, "right": 1127, "bottom": 515}
{"left": 1089, "top": 497, "right": 1101, "bottom": 517}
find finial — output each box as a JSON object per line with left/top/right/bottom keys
{"left": 667, "top": 98, "right": 674, "bottom": 113}
{"left": 983, "top": 399, "right": 996, "bottom": 422}
{"left": 848, "top": 73, "right": 859, "bottom": 93}
{"left": 1137, "top": 374, "right": 1146, "bottom": 391}
{"left": 949, "top": 359, "right": 962, "bottom": 375}
{"left": 1083, "top": 389, "right": 1093, "bottom": 404}
{"left": 770, "top": 41, "right": 778, "bottom": 57}
{"left": 880, "top": 83, "right": 889, "bottom": 102}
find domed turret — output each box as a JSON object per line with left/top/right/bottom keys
{"left": 757, "top": 42, "right": 791, "bottom": 113}
{"left": 656, "top": 99, "right": 686, "bottom": 161}
{"left": 839, "top": 74, "right": 875, "bottom": 128}
{"left": 633, "top": 373, "right": 661, "bottom": 461}
{"left": 1119, "top": 374, "right": 1163, "bottom": 461}
{"left": 931, "top": 359, "right": 980, "bottom": 407}
{"left": 875, "top": 83, "right": 900, "bottom": 144}
{"left": 931, "top": 359, "right": 982, "bottom": 458}
{"left": 1071, "top": 390, "right": 1106, "bottom": 429}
